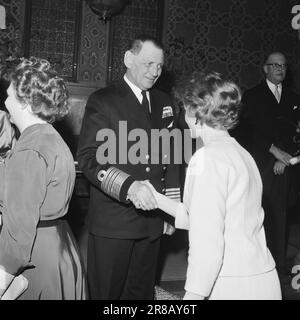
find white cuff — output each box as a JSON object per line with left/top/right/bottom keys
{"left": 174, "top": 203, "right": 189, "bottom": 230}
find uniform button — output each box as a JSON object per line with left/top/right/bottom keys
{"left": 161, "top": 177, "right": 165, "bottom": 181}
{"left": 146, "top": 154, "right": 150, "bottom": 160}
{"left": 97, "top": 170, "right": 106, "bottom": 181}
{"left": 146, "top": 167, "right": 150, "bottom": 172}
{"left": 163, "top": 166, "right": 167, "bottom": 170}
{"left": 162, "top": 188, "right": 166, "bottom": 193}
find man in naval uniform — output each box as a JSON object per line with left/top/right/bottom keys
{"left": 77, "top": 35, "right": 181, "bottom": 300}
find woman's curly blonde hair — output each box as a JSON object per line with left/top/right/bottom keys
{"left": 10, "top": 57, "right": 69, "bottom": 123}
{"left": 174, "top": 71, "right": 242, "bottom": 130}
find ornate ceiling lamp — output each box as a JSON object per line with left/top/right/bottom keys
{"left": 85, "top": 0, "right": 130, "bottom": 23}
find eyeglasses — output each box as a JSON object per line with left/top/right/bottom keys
{"left": 265, "top": 63, "right": 287, "bottom": 70}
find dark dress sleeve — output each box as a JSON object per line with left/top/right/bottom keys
{"left": 0, "top": 149, "right": 47, "bottom": 275}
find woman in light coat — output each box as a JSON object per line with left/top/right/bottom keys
{"left": 146, "top": 72, "right": 281, "bottom": 300}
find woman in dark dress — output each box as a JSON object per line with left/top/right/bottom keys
{"left": 0, "top": 57, "right": 87, "bottom": 299}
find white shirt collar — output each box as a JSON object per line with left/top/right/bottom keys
{"left": 123, "top": 75, "right": 150, "bottom": 105}
{"left": 266, "top": 79, "right": 282, "bottom": 95}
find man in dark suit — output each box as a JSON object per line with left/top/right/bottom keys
{"left": 77, "top": 35, "right": 180, "bottom": 300}
{"left": 240, "top": 52, "right": 300, "bottom": 278}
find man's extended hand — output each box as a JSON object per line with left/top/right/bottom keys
{"left": 269, "top": 144, "right": 292, "bottom": 165}
{"left": 127, "top": 181, "right": 158, "bottom": 211}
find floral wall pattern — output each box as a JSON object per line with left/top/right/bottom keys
{"left": 25, "top": 0, "right": 81, "bottom": 80}
{"left": 0, "top": 0, "right": 23, "bottom": 59}
{"left": 164, "top": 0, "right": 300, "bottom": 92}
{"left": 78, "top": 1, "right": 108, "bottom": 84}
{"left": 1, "top": 0, "right": 300, "bottom": 93}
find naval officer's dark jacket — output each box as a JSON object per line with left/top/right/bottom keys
{"left": 77, "top": 79, "right": 181, "bottom": 240}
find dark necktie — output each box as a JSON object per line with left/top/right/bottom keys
{"left": 141, "top": 90, "right": 150, "bottom": 118}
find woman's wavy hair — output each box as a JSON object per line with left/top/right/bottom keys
{"left": 174, "top": 71, "right": 242, "bottom": 130}
{"left": 9, "top": 57, "right": 69, "bottom": 123}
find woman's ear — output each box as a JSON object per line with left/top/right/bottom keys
{"left": 124, "top": 50, "right": 134, "bottom": 69}
{"left": 184, "top": 112, "right": 202, "bottom": 139}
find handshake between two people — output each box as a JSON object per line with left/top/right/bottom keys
{"left": 127, "top": 180, "right": 158, "bottom": 211}
{"left": 127, "top": 180, "right": 176, "bottom": 236}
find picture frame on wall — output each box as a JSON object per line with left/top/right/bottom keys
{"left": 23, "top": 0, "right": 82, "bottom": 82}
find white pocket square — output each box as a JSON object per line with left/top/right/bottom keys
{"left": 162, "top": 106, "right": 173, "bottom": 118}
{"left": 167, "top": 121, "right": 174, "bottom": 128}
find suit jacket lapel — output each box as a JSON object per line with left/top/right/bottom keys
{"left": 279, "top": 86, "right": 288, "bottom": 106}
{"left": 262, "top": 81, "right": 278, "bottom": 104}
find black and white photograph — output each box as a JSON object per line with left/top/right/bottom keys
{"left": 0, "top": 0, "right": 300, "bottom": 311}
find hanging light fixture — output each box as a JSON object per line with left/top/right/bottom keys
{"left": 85, "top": 0, "right": 130, "bottom": 23}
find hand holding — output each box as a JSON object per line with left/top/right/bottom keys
{"left": 141, "top": 180, "right": 180, "bottom": 218}
{"left": 273, "top": 161, "right": 286, "bottom": 175}
{"left": 127, "top": 181, "right": 157, "bottom": 211}
{"left": 269, "top": 145, "right": 292, "bottom": 165}
{"left": 141, "top": 180, "right": 159, "bottom": 201}
{"left": 289, "top": 156, "right": 300, "bottom": 165}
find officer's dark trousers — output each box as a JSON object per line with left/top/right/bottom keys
{"left": 87, "top": 234, "right": 161, "bottom": 300}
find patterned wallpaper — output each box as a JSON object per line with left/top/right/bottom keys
{"left": 0, "top": 0, "right": 23, "bottom": 59}
{"left": 25, "top": 0, "right": 81, "bottom": 80}
{"left": 164, "top": 0, "right": 300, "bottom": 92}
{"left": 1, "top": 0, "right": 300, "bottom": 93}
{"left": 78, "top": 1, "right": 108, "bottom": 85}
{"left": 0, "top": 0, "right": 109, "bottom": 85}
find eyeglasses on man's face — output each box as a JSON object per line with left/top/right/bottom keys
{"left": 265, "top": 63, "right": 287, "bottom": 71}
